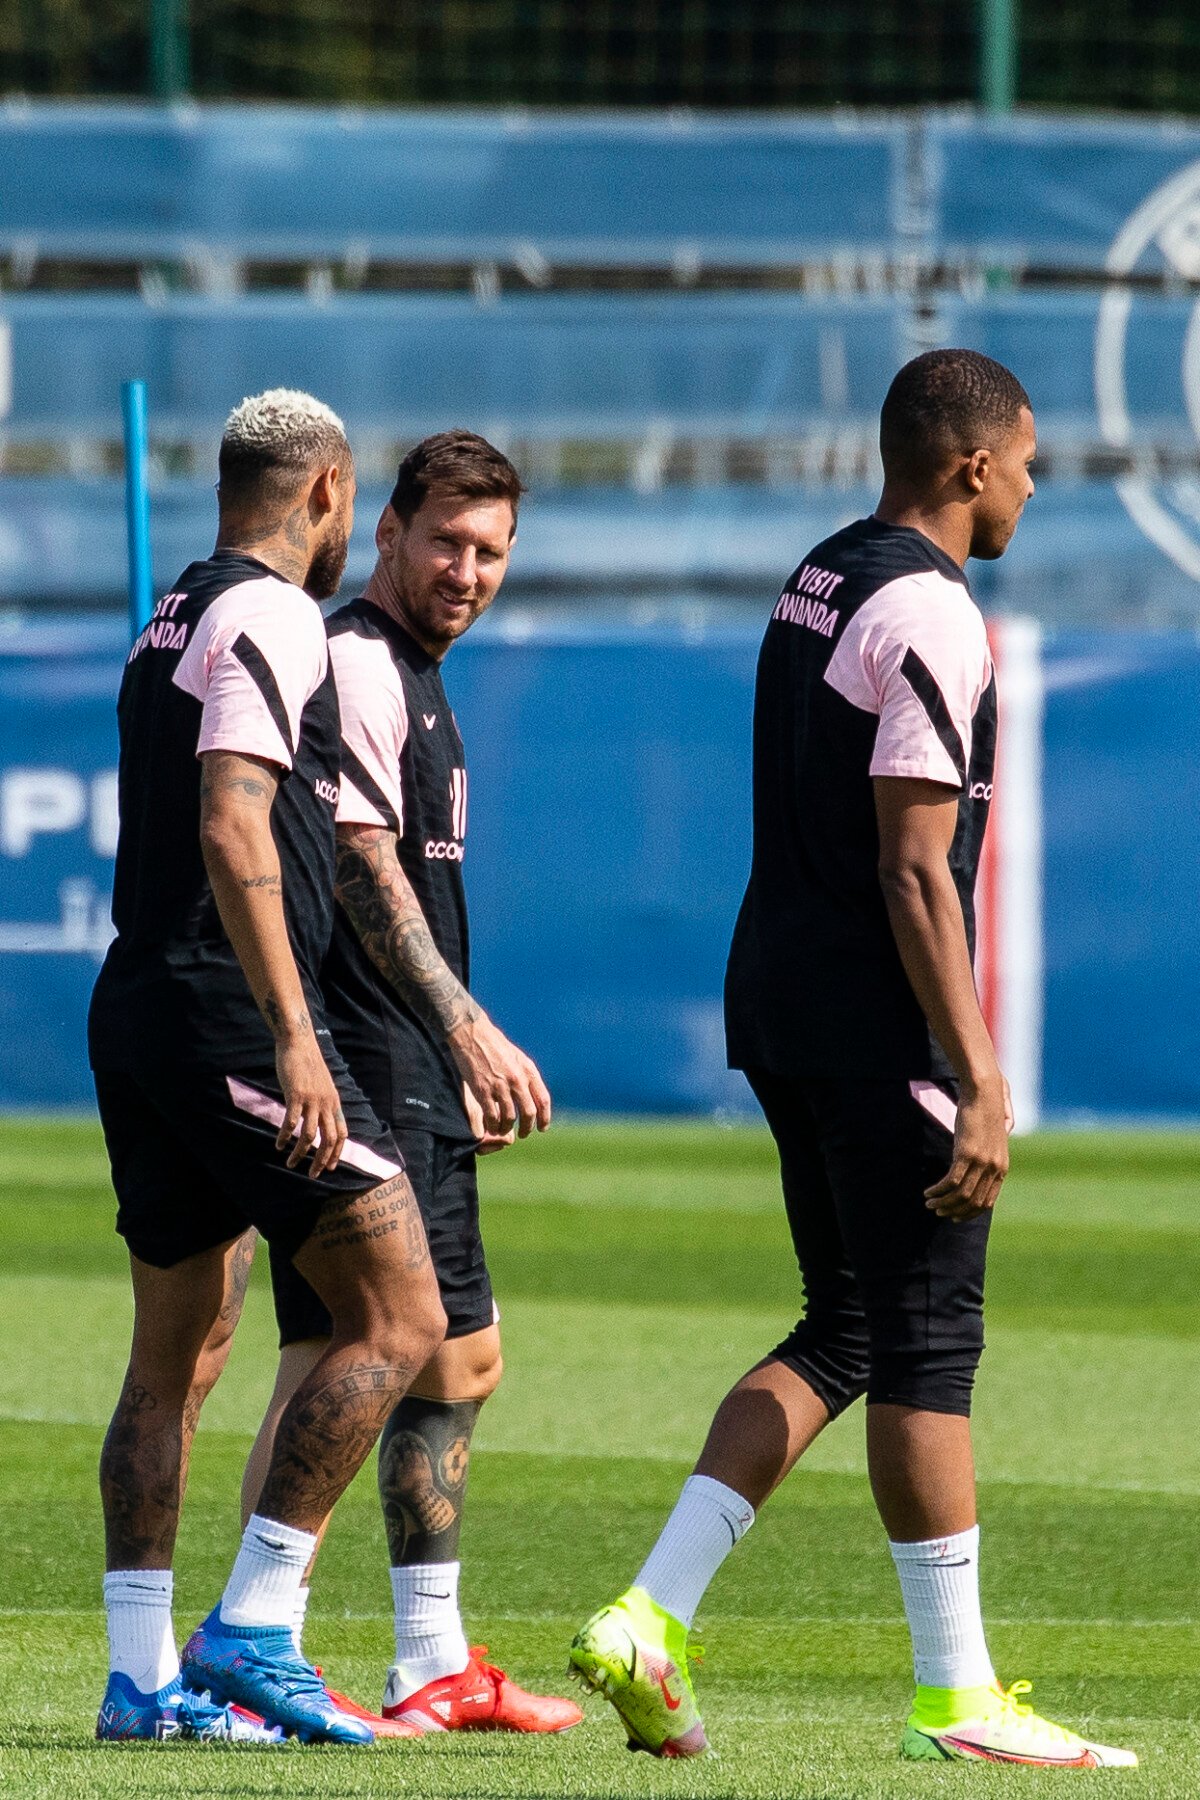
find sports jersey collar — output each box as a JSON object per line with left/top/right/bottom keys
{"left": 357, "top": 593, "right": 439, "bottom": 671}
{"left": 205, "top": 548, "right": 302, "bottom": 588}
{"left": 862, "top": 517, "right": 973, "bottom": 592}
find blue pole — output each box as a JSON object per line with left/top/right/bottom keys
{"left": 121, "top": 379, "right": 154, "bottom": 640}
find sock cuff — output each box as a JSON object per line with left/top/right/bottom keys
{"left": 245, "top": 1513, "right": 318, "bottom": 1566}
{"left": 889, "top": 1524, "right": 980, "bottom": 1564}
{"left": 390, "top": 1560, "right": 461, "bottom": 1609}
{"left": 683, "top": 1474, "right": 756, "bottom": 1540}
{"left": 103, "top": 1570, "right": 173, "bottom": 1603}
{"left": 390, "top": 1560, "right": 460, "bottom": 1580}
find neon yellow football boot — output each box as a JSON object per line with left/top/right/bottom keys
{"left": 567, "top": 1586, "right": 708, "bottom": 1757}
{"left": 901, "top": 1679, "right": 1137, "bottom": 1768}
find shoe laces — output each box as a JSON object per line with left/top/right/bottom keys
{"left": 248, "top": 1643, "right": 329, "bottom": 1699}
{"left": 468, "top": 1645, "right": 507, "bottom": 1694}
{"left": 174, "top": 1688, "right": 255, "bottom": 1738}
{"left": 996, "top": 1680, "right": 1077, "bottom": 1747}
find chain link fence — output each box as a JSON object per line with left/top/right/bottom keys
{"left": 3, "top": 0, "right": 1199, "bottom": 112}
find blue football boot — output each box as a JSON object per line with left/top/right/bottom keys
{"left": 181, "top": 1609, "right": 374, "bottom": 1745}
{"left": 96, "top": 1668, "right": 285, "bottom": 1743}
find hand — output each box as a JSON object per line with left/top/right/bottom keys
{"left": 448, "top": 1012, "right": 552, "bottom": 1139}
{"left": 924, "top": 1073, "right": 1010, "bottom": 1221}
{"left": 462, "top": 1080, "right": 516, "bottom": 1155}
{"left": 274, "top": 1034, "right": 347, "bottom": 1177}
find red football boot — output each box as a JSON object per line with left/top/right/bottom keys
{"left": 313, "top": 1668, "right": 422, "bottom": 1740}
{"left": 382, "top": 1646, "right": 583, "bottom": 1734}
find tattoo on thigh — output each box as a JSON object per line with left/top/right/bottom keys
{"left": 257, "top": 1361, "right": 413, "bottom": 1529}
{"left": 219, "top": 1230, "right": 258, "bottom": 1326}
{"left": 378, "top": 1397, "right": 482, "bottom": 1566}
{"left": 310, "top": 1175, "right": 429, "bottom": 1270}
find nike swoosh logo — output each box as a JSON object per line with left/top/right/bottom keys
{"left": 656, "top": 1670, "right": 681, "bottom": 1712}
{"left": 414, "top": 1590, "right": 451, "bottom": 1600}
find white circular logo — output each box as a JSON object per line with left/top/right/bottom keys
{"left": 1096, "top": 160, "right": 1200, "bottom": 580}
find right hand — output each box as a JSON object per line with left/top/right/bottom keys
{"left": 923, "top": 1073, "right": 1011, "bottom": 1221}
{"left": 274, "top": 1034, "right": 347, "bottom": 1177}
{"left": 448, "top": 1012, "right": 552, "bottom": 1139}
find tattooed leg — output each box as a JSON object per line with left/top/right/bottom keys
{"left": 256, "top": 1175, "right": 445, "bottom": 1534}
{"left": 102, "top": 1236, "right": 244, "bottom": 1570}
{"left": 379, "top": 1397, "right": 482, "bottom": 1566}
{"left": 378, "top": 1323, "right": 504, "bottom": 1563}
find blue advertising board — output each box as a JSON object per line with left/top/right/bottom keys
{"left": 0, "top": 613, "right": 1195, "bottom": 1121}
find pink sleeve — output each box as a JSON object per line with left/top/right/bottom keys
{"left": 329, "top": 632, "right": 407, "bottom": 833}
{"left": 825, "top": 573, "right": 991, "bottom": 790}
{"left": 176, "top": 578, "right": 326, "bottom": 772}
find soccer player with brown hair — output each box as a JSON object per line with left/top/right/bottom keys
{"left": 243, "top": 432, "right": 581, "bottom": 1737}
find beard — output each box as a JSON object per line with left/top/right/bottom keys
{"left": 305, "top": 518, "right": 351, "bottom": 601}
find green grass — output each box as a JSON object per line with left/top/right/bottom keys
{"left": 1, "top": 1118, "right": 1198, "bottom": 1796}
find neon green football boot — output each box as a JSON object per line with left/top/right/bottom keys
{"left": 901, "top": 1679, "right": 1137, "bottom": 1767}
{"left": 567, "top": 1586, "right": 709, "bottom": 1757}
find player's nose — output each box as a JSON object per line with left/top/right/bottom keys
{"left": 447, "top": 549, "right": 476, "bottom": 588}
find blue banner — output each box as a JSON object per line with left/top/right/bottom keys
{"left": 0, "top": 614, "right": 1195, "bottom": 1120}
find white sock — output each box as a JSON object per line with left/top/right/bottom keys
{"left": 384, "top": 1562, "right": 470, "bottom": 1703}
{"left": 634, "top": 1474, "right": 755, "bottom": 1629}
{"left": 219, "top": 1514, "right": 317, "bottom": 1631}
{"left": 889, "top": 1525, "right": 996, "bottom": 1690}
{"left": 103, "top": 1570, "right": 180, "bottom": 1695}
{"left": 292, "top": 1583, "right": 311, "bottom": 1656}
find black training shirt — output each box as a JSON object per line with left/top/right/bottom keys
{"left": 88, "top": 551, "right": 342, "bottom": 1071}
{"left": 320, "top": 598, "right": 472, "bottom": 1139}
{"left": 724, "top": 517, "right": 997, "bottom": 1081}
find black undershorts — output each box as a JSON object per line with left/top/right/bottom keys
{"left": 746, "top": 1067, "right": 992, "bottom": 1419}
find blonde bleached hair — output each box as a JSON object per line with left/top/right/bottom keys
{"left": 218, "top": 388, "right": 352, "bottom": 513}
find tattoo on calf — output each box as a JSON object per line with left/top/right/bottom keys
{"left": 100, "top": 1377, "right": 184, "bottom": 1570}
{"left": 258, "top": 1361, "right": 413, "bottom": 1529}
{"left": 378, "top": 1397, "right": 482, "bottom": 1566}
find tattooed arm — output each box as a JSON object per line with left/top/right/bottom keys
{"left": 199, "top": 749, "right": 346, "bottom": 1175}
{"left": 335, "top": 821, "right": 551, "bottom": 1139}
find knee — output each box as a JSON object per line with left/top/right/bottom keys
{"left": 773, "top": 1317, "right": 870, "bottom": 1421}
{"left": 459, "top": 1340, "right": 502, "bottom": 1403}
{"left": 866, "top": 1344, "right": 983, "bottom": 1416}
{"left": 475, "top": 1346, "right": 503, "bottom": 1402}
{"left": 377, "top": 1285, "right": 447, "bottom": 1377}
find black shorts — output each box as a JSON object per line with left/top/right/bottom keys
{"left": 271, "top": 1126, "right": 494, "bottom": 1347}
{"left": 747, "top": 1067, "right": 992, "bottom": 1419}
{"left": 94, "top": 1053, "right": 404, "bottom": 1270}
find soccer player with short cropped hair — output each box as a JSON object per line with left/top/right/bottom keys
{"left": 569, "top": 351, "right": 1136, "bottom": 1769}
{"left": 89, "top": 390, "right": 445, "bottom": 1747}
{"left": 239, "top": 431, "right": 581, "bottom": 1737}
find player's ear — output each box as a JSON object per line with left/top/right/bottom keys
{"left": 308, "top": 464, "right": 340, "bottom": 519}
{"left": 964, "top": 447, "right": 989, "bottom": 496}
{"left": 376, "top": 504, "right": 400, "bottom": 555}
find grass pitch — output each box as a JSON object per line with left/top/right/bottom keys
{"left": 1, "top": 1118, "right": 1198, "bottom": 1797}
